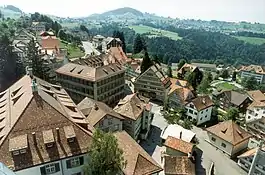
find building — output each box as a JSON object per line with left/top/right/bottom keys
{"left": 237, "top": 144, "right": 265, "bottom": 175}
{"left": 164, "top": 156, "right": 195, "bottom": 175}
{"left": 77, "top": 97, "right": 124, "bottom": 132}
{"left": 134, "top": 64, "right": 172, "bottom": 102}
{"left": 161, "top": 124, "right": 196, "bottom": 143}
{"left": 0, "top": 163, "right": 16, "bottom": 175}
{"left": 114, "top": 131, "right": 163, "bottom": 175}
{"left": 31, "top": 22, "right": 46, "bottom": 33}
{"left": 0, "top": 75, "right": 94, "bottom": 175}
{"left": 246, "top": 90, "right": 265, "bottom": 123}
{"left": 114, "top": 93, "right": 153, "bottom": 140}
{"left": 213, "top": 90, "right": 252, "bottom": 113}
{"left": 177, "top": 63, "right": 199, "bottom": 79}
{"left": 41, "top": 36, "right": 60, "bottom": 55}
{"left": 102, "top": 37, "right": 122, "bottom": 53}
{"left": 185, "top": 96, "right": 214, "bottom": 125}
{"left": 206, "top": 120, "right": 252, "bottom": 157}
{"left": 240, "top": 65, "right": 265, "bottom": 84}
{"left": 56, "top": 62, "right": 125, "bottom": 105}
{"left": 92, "top": 35, "right": 105, "bottom": 48}
{"left": 246, "top": 117, "right": 265, "bottom": 149}
{"left": 191, "top": 63, "right": 217, "bottom": 72}
{"left": 164, "top": 136, "right": 194, "bottom": 157}
{"left": 125, "top": 61, "right": 141, "bottom": 80}
{"left": 108, "top": 47, "right": 131, "bottom": 64}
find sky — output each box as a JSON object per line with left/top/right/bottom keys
{"left": 0, "top": 0, "right": 265, "bottom": 23}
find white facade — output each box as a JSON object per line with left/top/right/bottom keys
{"left": 241, "top": 71, "right": 265, "bottom": 84}
{"left": 185, "top": 102, "right": 213, "bottom": 125}
{"left": 246, "top": 107, "right": 265, "bottom": 123}
{"left": 16, "top": 155, "right": 87, "bottom": 175}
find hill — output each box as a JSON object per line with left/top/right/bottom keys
{"left": 0, "top": 5, "right": 23, "bottom": 19}
{"left": 101, "top": 7, "right": 143, "bottom": 17}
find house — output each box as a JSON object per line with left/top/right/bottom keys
{"left": 246, "top": 90, "right": 265, "bottom": 123}
{"left": 237, "top": 144, "right": 265, "bottom": 175}
{"left": 185, "top": 96, "right": 214, "bottom": 125}
{"left": 177, "top": 63, "right": 199, "bottom": 79}
{"left": 41, "top": 36, "right": 60, "bottom": 55}
{"left": 164, "top": 136, "right": 194, "bottom": 157}
{"left": 0, "top": 75, "right": 94, "bottom": 175}
{"left": 161, "top": 124, "right": 196, "bottom": 143}
{"left": 240, "top": 65, "right": 265, "bottom": 84}
{"left": 134, "top": 64, "right": 172, "bottom": 102}
{"left": 92, "top": 35, "right": 105, "bottom": 48}
{"left": 0, "top": 75, "right": 163, "bottom": 175}
{"left": 191, "top": 62, "right": 217, "bottom": 72}
{"left": 168, "top": 78, "right": 195, "bottom": 108}
{"left": 31, "top": 21, "right": 46, "bottom": 33}
{"left": 206, "top": 120, "right": 252, "bottom": 157}
{"left": 40, "top": 31, "right": 55, "bottom": 37}
{"left": 108, "top": 47, "right": 131, "bottom": 64}
{"left": 246, "top": 117, "right": 265, "bottom": 149}
{"left": 125, "top": 60, "right": 141, "bottom": 80}
{"left": 213, "top": 90, "right": 252, "bottom": 113}
{"left": 56, "top": 62, "right": 125, "bottom": 105}
{"left": 114, "top": 93, "right": 153, "bottom": 140}
{"left": 103, "top": 37, "right": 122, "bottom": 52}
{"left": 0, "top": 163, "right": 16, "bottom": 175}
{"left": 164, "top": 156, "right": 195, "bottom": 175}
{"left": 77, "top": 97, "right": 124, "bottom": 132}
{"left": 114, "top": 131, "right": 163, "bottom": 175}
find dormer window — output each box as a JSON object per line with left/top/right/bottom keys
{"left": 43, "top": 129, "right": 55, "bottom": 148}
{"left": 64, "top": 125, "right": 76, "bottom": 143}
{"left": 9, "top": 134, "right": 28, "bottom": 156}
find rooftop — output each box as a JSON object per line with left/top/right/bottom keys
{"left": 240, "top": 65, "right": 265, "bottom": 75}
{"left": 206, "top": 120, "right": 252, "bottom": 145}
{"left": 56, "top": 62, "right": 125, "bottom": 82}
{"left": 77, "top": 97, "right": 124, "bottom": 126}
{"left": 114, "top": 131, "right": 163, "bottom": 175}
{"left": 189, "top": 95, "right": 214, "bottom": 111}
{"left": 191, "top": 63, "right": 217, "bottom": 69}
{"left": 165, "top": 136, "right": 194, "bottom": 154}
{"left": 216, "top": 90, "right": 249, "bottom": 106}
{"left": 178, "top": 63, "right": 198, "bottom": 74}
{"left": 247, "top": 90, "right": 265, "bottom": 102}
{"left": 164, "top": 156, "right": 195, "bottom": 175}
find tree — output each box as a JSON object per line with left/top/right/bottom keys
{"left": 140, "top": 51, "right": 153, "bottom": 73}
{"left": 197, "top": 78, "right": 210, "bottom": 95}
{"left": 80, "top": 25, "right": 90, "bottom": 34}
{"left": 232, "top": 71, "right": 237, "bottom": 81}
{"left": 220, "top": 69, "right": 229, "bottom": 79}
{"left": 181, "top": 119, "right": 193, "bottom": 130}
{"left": 185, "top": 70, "right": 203, "bottom": 89}
{"left": 178, "top": 59, "right": 186, "bottom": 70}
{"left": 133, "top": 34, "right": 144, "bottom": 54}
{"left": 84, "top": 129, "right": 126, "bottom": 175}
{"left": 152, "top": 54, "right": 161, "bottom": 64}
{"left": 164, "top": 109, "right": 181, "bottom": 124}
{"left": 241, "top": 76, "right": 258, "bottom": 90}
{"left": 167, "top": 66, "right": 173, "bottom": 77}
{"left": 226, "top": 107, "right": 239, "bottom": 121}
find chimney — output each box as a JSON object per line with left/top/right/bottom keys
{"left": 56, "top": 128, "right": 60, "bottom": 142}
{"left": 259, "top": 140, "right": 264, "bottom": 149}
{"left": 32, "top": 132, "right": 37, "bottom": 145}
{"left": 94, "top": 104, "right": 99, "bottom": 110}
{"left": 180, "top": 131, "right": 182, "bottom": 139}
{"left": 31, "top": 78, "right": 38, "bottom": 94}
{"left": 26, "top": 66, "right": 33, "bottom": 77}
{"left": 202, "top": 98, "right": 206, "bottom": 104}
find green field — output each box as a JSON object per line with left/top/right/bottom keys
{"left": 60, "top": 40, "right": 85, "bottom": 58}
{"left": 130, "top": 25, "right": 182, "bottom": 41}
{"left": 216, "top": 82, "right": 238, "bottom": 91}
{"left": 235, "top": 36, "right": 265, "bottom": 45}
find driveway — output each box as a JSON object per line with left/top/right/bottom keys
{"left": 191, "top": 126, "right": 247, "bottom": 175}
{"left": 82, "top": 41, "right": 100, "bottom": 55}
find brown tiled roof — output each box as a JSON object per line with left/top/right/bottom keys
{"left": 169, "top": 87, "right": 195, "bottom": 105}
{"left": 9, "top": 134, "right": 28, "bottom": 152}
{"left": 114, "top": 131, "right": 162, "bottom": 175}
{"left": 0, "top": 76, "right": 93, "bottom": 171}
{"left": 206, "top": 120, "right": 252, "bottom": 145}
{"left": 56, "top": 62, "right": 125, "bottom": 82}
{"left": 164, "top": 136, "right": 194, "bottom": 154}
{"left": 239, "top": 65, "right": 265, "bottom": 75}
{"left": 164, "top": 156, "right": 195, "bottom": 175}
{"left": 217, "top": 90, "right": 249, "bottom": 106}
{"left": 247, "top": 101, "right": 265, "bottom": 110}
{"left": 114, "top": 93, "right": 149, "bottom": 120}
{"left": 78, "top": 97, "right": 124, "bottom": 126}
{"left": 42, "top": 129, "right": 54, "bottom": 144}
{"left": 178, "top": 63, "right": 198, "bottom": 74}
{"left": 247, "top": 90, "right": 265, "bottom": 102}
{"left": 238, "top": 147, "right": 265, "bottom": 158}
{"left": 109, "top": 47, "right": 131, "bottom": 64}
{"left": 41, "top": 36, "right": 59, "bottom": 49}
{"left": 189, "top": 95, "right": 213, "bottom": 111}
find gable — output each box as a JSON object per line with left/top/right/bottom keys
{"left": 133, "top": 154, "right": 161, "bottom": 175}
{"left": 0, "top": 98, "right": 92, "bottom": 170}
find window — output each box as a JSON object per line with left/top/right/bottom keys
{"left": 114, "top": 124, "right": 119, "bottom": 131}
{"left": 40, "top": 163, "right": 60, "bottom": 175}
{"left": 108, "top": 118, "right": 113, "bottom": 125}
{"left": 194, "top": 112, "right": 197, "bottom": 115}
{"left": 221, "top": 143, "right": 226, "bottom": 148}
{"left": 13, "top": 150, "right": 19, "bottom": 156}
{"left": 211, "top": 137, "right": 216, "bottom": 142}
{"left": 188, "top": 109, "right": 193, "bottom": 114}
{"left": 206, "top": 109, "right": 208, "bottom": 112}
{"left": 20, "top": 149, "right": 26, "bottom": 154}
{"left": 200, "top": 117, "right": 202, "bottom": 120}
{"left": 190, "top": 104, "right": 194, "bottom": 108}
{"left": 66, "top": 157, "right": 84, "bottom": 169}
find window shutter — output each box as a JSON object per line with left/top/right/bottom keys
{"left": 66, "top": 159, "right": 72, "bottom": 169}
{"left": 55, "top": 163, "right": 60, "bottom": 172}
{"left": 40, "top": 166, "right": 46, "bottom": 175}
{"left": 79, "top": 156, "right": 84, "bottom": 165}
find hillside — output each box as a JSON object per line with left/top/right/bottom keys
{"left": 0, "top": 5, "right": 22, "bottom": 19}
{"left": 101, "top": 7, "right": 143, "bottom": 17}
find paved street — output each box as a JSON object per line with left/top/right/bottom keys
{"left": 141, "top": 102, "right": 247, "bottom": 175}
{"left": 82, "top": 41, "right": 100, "bottom": 55}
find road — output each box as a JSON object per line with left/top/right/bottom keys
{"left": 140, "top": 102, "right": 246, "bottom": 175}
{"left": 82, "top": 41, "right": 100, "bottom": 56}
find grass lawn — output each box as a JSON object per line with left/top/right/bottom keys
{"left": 215, "top": 82, "right": 238, "bottom": 91}
{"left": 234, "top": 36, "right": 265, "bottom": 45}
{"left": 60, "top": 40, "right": 85, "bottom": 58}
{"left": 129, "top": 25, "right": 182, "bottom": 41}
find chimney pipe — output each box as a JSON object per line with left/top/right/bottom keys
{"left": 56, "top": 128, "right": 60, "bottom": 142}
{"left": 180, "top": 131, "right": 182, "bottom": 139}
{"left": 32, "top": 132, "right": 37, "bottom": 145}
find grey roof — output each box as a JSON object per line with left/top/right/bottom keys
{"left": 191, "top": 63, "right": 216, "bottom": 69}
{"left": 219, "top": 90, "right": 250, "bottom": 106}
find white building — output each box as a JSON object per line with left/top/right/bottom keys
{"left": 246, "top": 90, "right": 265, "bottom": 123}
{"left": 185, "top": 96, "right": 214, "bottom": 125}
{"left": 240, "top": 65, "right": 265, "bottom": 84}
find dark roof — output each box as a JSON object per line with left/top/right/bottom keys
{"left": 206, "top": 120, "right": 252, "bottom": 145}
{"left": 190, "top": 95, "right": 214, "bottom": 111}
{"left": 164, "top": 156, "right": 195, "bottom": 175}
{"left": 217, "top": 90, "right": 250, "bottom": 106}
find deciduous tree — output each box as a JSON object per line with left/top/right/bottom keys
{"left": 178, "top": 59, "right": 186, "bottom": 70}
{"left": 133, "top": 34, "right": 144, "bottom": 54}
{"left": 226, "top": 107, "right": 239, "bottom": 121}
